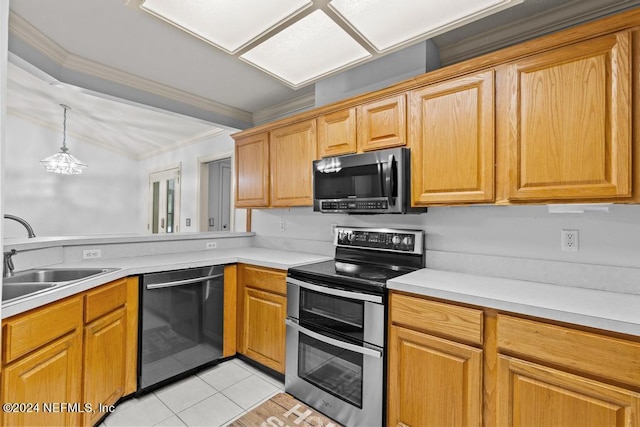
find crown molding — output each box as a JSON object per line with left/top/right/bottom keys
{"left": 8, "top": 10, "right": 253, "bottom": 126}
{"left": 252, "top": 92, "right": 316, "bottom": 125}
{"left": 137, "top": 128, "right": 229, "bottom": 160}
{"left": 438, "top": 0, "right": 640, "bottom": 66}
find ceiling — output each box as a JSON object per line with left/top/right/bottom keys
{"left": 6, "top": 0, "right": 640, "bottom": 158}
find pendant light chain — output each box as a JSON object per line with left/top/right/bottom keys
{"left": 61, "top": 104, "right": 69, "bottom": 152}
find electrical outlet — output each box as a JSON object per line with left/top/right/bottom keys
{"left": 279, "top": 220, "right": 286, "bottom": 232}
{"left": 561, "top": 229, "right": 579, "bottom": 252}
{"left": 186, "top": 218, "right": 191, "bottom": 227}
{"left": 206, "top": 242, "right": 217, "bottom": 249}
{"left": 82, "top": 249, "right": 102, "bottom": 259}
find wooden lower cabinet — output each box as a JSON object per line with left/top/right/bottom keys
{"left": 2, "top": 330, "right": 83, "bottom": 426}
{"left": 388, "top": 325, "right": 483, "bottom": 427}
{"left": 83, "top": 307, "right": 127, "bottom": 426}
{"left": 388, "top": 292, "right": 483, "bottom": 427}
{"left": 1, "top": 277, "right": 139, "bottom": 426}
{"left": 497, "top": 355, "right": 640, "bottom": 427}
{"left": 389, "top": 292, "right": 640, "bottom": 427}
{"left": 237, "top": 264, "right": 287, "bottom": 373}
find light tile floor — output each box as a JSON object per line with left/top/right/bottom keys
{"left": 100, "top": 358, "right": 284, "bottom": 427}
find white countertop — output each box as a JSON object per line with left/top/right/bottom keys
{"left": 388, "top": 268, "right": 640, "bottom": 337}
{"left": 1, "top": 247, "right": 330, "bottom": 319}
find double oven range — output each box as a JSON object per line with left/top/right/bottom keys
{"left": 286, "top": 227, "right": 424, "bottom": 426}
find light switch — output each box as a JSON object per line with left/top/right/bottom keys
{"left": 186, "top": 218, "right": 191, "bottom": 226}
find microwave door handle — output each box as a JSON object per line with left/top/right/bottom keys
{"left": 285, "top": 319, "right": 382, "bottom": 359}
{"left": 385, "top": 154, "right": 395, "bottom": 206}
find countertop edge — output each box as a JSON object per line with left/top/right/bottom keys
{"left": 388, "top": 269, "right": 640, "bottom": 337}
{"left": 1, "top": 247, "right": 330, "bottom": 319}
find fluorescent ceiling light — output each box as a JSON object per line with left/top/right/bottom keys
{"left": 140, "top": 0, "right": 312, "bottom": 54}
{"left": 240, "top": 10, "right": 371, "bottom": 88}
{"left": 329, "top": 0, "right": 524, "bottom": 52}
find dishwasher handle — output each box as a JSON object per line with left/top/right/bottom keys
{"left": 146, "top": 273, "right": 224, "bottom": 290}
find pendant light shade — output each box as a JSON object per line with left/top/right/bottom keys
{"left": 40, "top": 104, "right": 87, "bottom": 175}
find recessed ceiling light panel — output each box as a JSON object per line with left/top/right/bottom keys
{"left": 140, "top": 0, "right": 312, "bottom": 54}
{"left": 240, "top": 10, "right": 371, "bottom": 88}
{"left": 329, "top": 0, "right": 524, "bottom": 52}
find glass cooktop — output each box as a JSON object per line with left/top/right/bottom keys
{"left": 288, "top": 259, "right": 415, "bottom": 293}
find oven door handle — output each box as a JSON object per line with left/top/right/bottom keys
{"left": 287, "top": 277, "right": 383, "bottom": 304}
{"left": 146, "top": 273, "right": 224, "bottom": 290}
{"left": 286, "top": 319, "right": 382, "bottom": 359}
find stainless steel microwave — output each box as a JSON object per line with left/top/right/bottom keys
{"left": 313, "top": 147, "right": 425, "bottom": 214}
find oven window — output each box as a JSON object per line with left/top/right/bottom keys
{"left": 299, "top": 288, "right": 364, "bottom": 341}
{"left": 298, "top": 333, "right": 363, "bottom": 408}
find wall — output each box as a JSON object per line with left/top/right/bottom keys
{"left": 138, "top": 131, "right": 236, "bottom": 233}
{"left": 4, "top": 114, "right": 141, "bottom": 237}
{"left": 251, "top": 205, "right": 640, "bottom": 294}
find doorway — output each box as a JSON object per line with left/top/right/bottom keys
{"left": 198, "top": 153, "right": 234, "bottom": 232}
{"left": 207, "top": 158, "right": 232, "bottom": 231}
{"left": 148, "top": 165, "right": 181, "bottom": 234}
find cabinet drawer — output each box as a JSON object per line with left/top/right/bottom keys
{"left": 84, "top": 278, "right": 128, "bottom": 323}
{"left": 390, "top": 293, "right": 483, "bottom": 345}
{"left": 239, "top": 264, "right": 286, "bottom": 295}
{"left": 3, "top": 296, "right": 83, "bottom": 363}
{"left": 497, "top": 314, "right": 640, "bottom": 386}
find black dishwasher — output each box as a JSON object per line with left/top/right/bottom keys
{"left": 139, "top": 265, "right": 224, "bottom": 392}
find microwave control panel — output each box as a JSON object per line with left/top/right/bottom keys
{"left": 321, "top": 200, "right": 388, "bottom": 211}
{"left": 335, "top": 227, "right": 423, "bottom": 254}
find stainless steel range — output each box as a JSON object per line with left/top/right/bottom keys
{"left": 286, "top": 226, "right": 425, "bottom": 427}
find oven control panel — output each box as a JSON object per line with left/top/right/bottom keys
{"left": 335, "top": 227, "right": 423, "bottom": 254}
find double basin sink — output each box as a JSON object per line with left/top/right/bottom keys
{"left": 2, "top": 268, "right": 117, "bottom": 302}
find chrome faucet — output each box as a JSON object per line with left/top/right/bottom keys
{"left": 4, "top": 214, "right": 36, "bottom": 238}
{"left": 3, "top": 249, "right": 17, "bottom": 277}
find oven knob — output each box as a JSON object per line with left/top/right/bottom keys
{"left": 402, "top": 236, "right": 412, "bottom": 246}
{"left": 392, "top": 235, "right": 401, "bottom": 245}
{"left": 347, "top": 233, "right": 355, "bottom": 242}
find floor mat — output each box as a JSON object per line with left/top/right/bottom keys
{"left": 141, "top": 325, "right": 198, "bottom": 364}
{"left": 228, "top": 393, "right": 343, "bottom": 427}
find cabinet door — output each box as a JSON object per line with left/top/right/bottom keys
{"left": 497, "top": 355, "right": 640, "bottom": 427}
{"left": 317, "top": 107, "right": 357, "bottom": 157}
{"left": 242, "top": 287, "right": 286, "bottom": 373}
{"left": 1, "top": 332, "right": 82, "bottom": 427}
{"left": 235, "top": 132, "right": 270, "bottom": 207}
{"left": 388, "top": 325, "right": 482, "bottom": 427}
{"left": 270, "top": 119, "right": 317, "bottom": 207}
{"left": 357, "top": 94, "right": 407, "bottom": 151}
{"left": 410, "top": 71, "right": 495, "bottom": 204}
{"left": 83, "top": 307, "right": 127, "bottom": 426}
{"left": 499, "top": 31, "right": 632, "bottom": 202}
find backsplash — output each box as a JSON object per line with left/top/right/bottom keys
{"left": 250, "top": 205, "right": 640, "bottom": 295}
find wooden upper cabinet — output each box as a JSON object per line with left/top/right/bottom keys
{"left": 270, "top": 119, "right": 317, "bottom": 207}
{"left": 410, "top": 70, "right": 495, "bottom": 205}
{"left": 498, "top": 31, "right": 632, "bottom": 202}
{"left": 357, "top": 94, "right": 407, "bottom": 151}
{"left": 317, "top": 107, "right": 357, "bottom": 157}
{"left": 235, "top": 132, "right": 270, "bottom": 207}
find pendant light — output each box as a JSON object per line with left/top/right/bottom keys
{"left": 40, "top": 104, "right": 87, "bottom": 175}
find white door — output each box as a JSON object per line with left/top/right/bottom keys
{"left": 149, "top": 167, "right": 181, "bottom": 234}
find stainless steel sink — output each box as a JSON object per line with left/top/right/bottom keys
{"left": 2, "top": 268, "right": 118, "bottom": 303}
{"left": 2, "top": 283, "right": 58, "bottom": 301}
{"left": 4, "top": 268, "right": 114, "bottom": 284}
